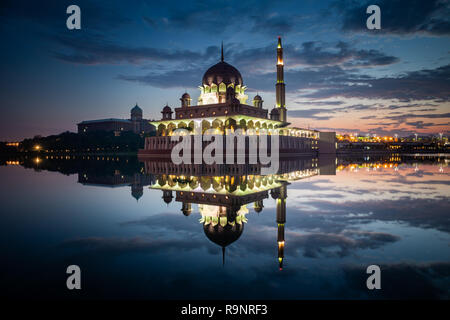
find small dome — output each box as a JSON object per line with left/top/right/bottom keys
{"left": 202, "top": 61, "right": 243, "bottom": 87}
{"left": 131, "top": 189, "right": 143, "bottom": 201}
{"left": 254, "top": 206, "right": 263, "bottom": 213}
{"left": 163, "top": 195, "right": 173, "bottom": 204}
{"left": 181, "top": 92, "right": 190, "bottom": 99}
{"left": 254, "top": 95, "right": 262, "bottom": 101}
{"left": 162, "top": 190, "right": 173, "bottom": 204}
{"left": 162, "top": 105, "right": 172, "bottom": 113}
{"left": 131, "top": 104, "right": 142, "bottom": 114}
{"left": 271, "top": 108, "right": 280, "bottom": 115}
{"left": 271, "top": 188, "right": 280, "bottom": 199}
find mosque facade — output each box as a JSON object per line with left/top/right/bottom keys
{"left": 138, "top": 37, "right": 336, "bottom": 158}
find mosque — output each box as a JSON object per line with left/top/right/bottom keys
{"left": 138, "top": 37, "right": 336, "bottom": 158}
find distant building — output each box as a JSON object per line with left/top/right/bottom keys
{"left": 78, "top": 170, "right": 155, "bottom": 201}
{"left": 77, "top": 104, "right": 155, "bottom": 135}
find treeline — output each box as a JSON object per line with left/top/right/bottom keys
{"left": 1, "top": 131, "right": 154, "bottom": 154}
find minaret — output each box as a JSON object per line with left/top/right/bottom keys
{"left": 276, "top": 37, "right": 287, "bottom": 123}
{"left": 276, "top": 184, "right": 287, "bottom": 270}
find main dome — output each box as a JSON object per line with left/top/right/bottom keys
{"left": 203, "top": 222, "right": 244, "bottom": 248}
{"left": 202, "top": 61, "right": 243, "bottom": 87}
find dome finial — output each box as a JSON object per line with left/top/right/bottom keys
{"left": 221, "top": 41, "right": 224, "bottom": 62}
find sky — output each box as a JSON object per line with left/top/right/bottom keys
{"left": 0, "top": 0, "right": 449, "bottom": 140}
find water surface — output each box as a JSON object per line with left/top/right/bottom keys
{"left": 0, "top": 155, "right": 449, "bottom": 299}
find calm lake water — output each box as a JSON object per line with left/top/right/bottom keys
{"left": 0, "top": 154, "right": 449, "bottom": 299}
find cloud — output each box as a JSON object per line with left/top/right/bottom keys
{"left": 336, "top": 0, "right": 450, "bottom": 36}
{"left": 297, "top": 196, "right": 450, "bottom": 233}
{"left": 51, "top": 33, "right": 219, "bottom": 65}
{"left": 231, "top": 41, "right": 399, "bottom": 75}
{"left": 143, "top": 0, "right": 299, "bottom": 36}
{"left": 288, "top": 103, "right": 377, "bottom": 120}
{"left": 0, "top": 0, "right": 131, "bottom": 31}
{"left": 117, "top": 68, "right": 202, "bottom": 89}
{"left": 59, "top": 235, "right": 207, "bottom": 260}
{"left": 296, "top": 64, "right": 450, "bottom": 101}
{"left": 293, "top": 41, "right": 399, "bottom": 68}
{"left": 384, "top": 112, "right": 450, "bottom": 127}
{"left": 406, "top": 121, "right": 443, "bottom": 129}
{"left": 286, "top": 230, "right": 400, "bottom": 258}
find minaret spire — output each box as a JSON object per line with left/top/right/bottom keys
{"left": 276, "top": 36, "right": 287, "bottom": 122}
{"left": 222, "top": 246, "right": 225, "bottom": 266}
{"left": 221, "top": 41, "right": 224, "bottom": 62}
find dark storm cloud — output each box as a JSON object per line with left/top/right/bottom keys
{"left": 335, "top": 0, "right": 450, "bottom": 36}
{"left": 250, "top": 13, "right": 295, "bottom": 35}
{"left": 0, "top": 0, "right": 131, "bottom": 31}
{"left": 233, "top": 41, "right": 399, "bottom": 73}
{"left": 144, "top": 0, "right": 297, "bottom": 36}
{"left": 297, "top": 64, "right": 450, "bottom": 101}
{"left": 294, "top": 41, "right": 399, "bottom": 68}
{"left": 51, "top": 33, "right": 219, "bottom": 65}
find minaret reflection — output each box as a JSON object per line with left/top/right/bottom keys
{"left": 271, "top": 184, "right": 287, "bottom": 270}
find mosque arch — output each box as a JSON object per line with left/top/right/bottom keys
{"left": 188, "top": 121, "right": 195, "bottom": 132}
{"left": 202, "top": 120, "right": 211, "bottom": 134}
{"left": 157, "top": 124, "right": 167, "bottom": 136}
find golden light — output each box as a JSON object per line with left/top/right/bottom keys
{"left": 34, "top": 145, "right": 41, "bottom": 150}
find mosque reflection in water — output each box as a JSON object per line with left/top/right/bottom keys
{"left": 11, "top": 153, "right": 444, "bottom": 270}
{"left": 144, "top": 157, "right": 336, "bottom": 268}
